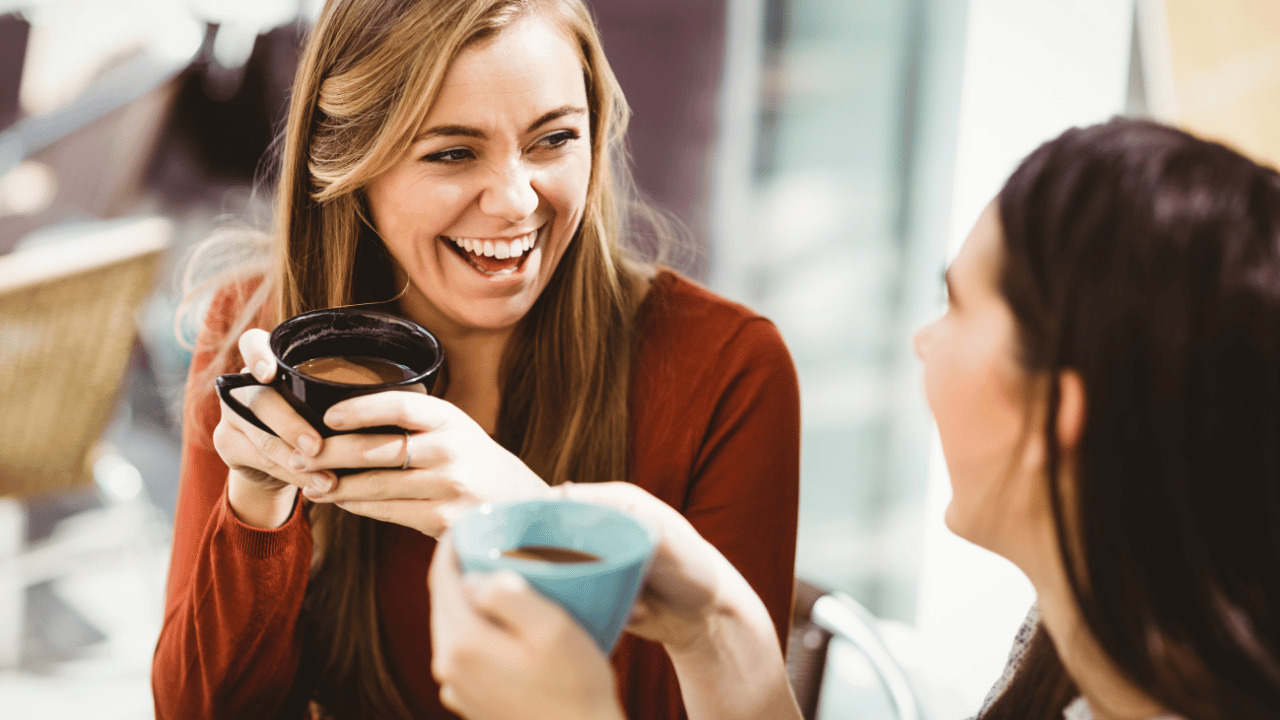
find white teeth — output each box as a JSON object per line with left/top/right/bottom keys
{"left": 447, "top": 229, "right": 538, "bottom": 262}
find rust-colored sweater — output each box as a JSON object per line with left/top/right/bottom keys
{"left": 152, "top": 269, "right": 800, "bottom": 719}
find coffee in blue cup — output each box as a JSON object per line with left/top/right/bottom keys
{"left": 452, "top": 499, "right": 657, "bottom": 653}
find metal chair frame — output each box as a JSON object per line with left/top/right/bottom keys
{"left": 788, "top": 579, "right": 924, "bottom": 720}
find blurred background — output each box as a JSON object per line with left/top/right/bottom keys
{"left": 1, "top": 0, "right": 1277, "bottom": 717}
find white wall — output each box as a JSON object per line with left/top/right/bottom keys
{"left": 912, "top": 0, "right": 1135, "bottom": 711}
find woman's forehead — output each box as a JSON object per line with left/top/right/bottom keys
{"left": 425, "top": 16, "right": 586, "bottom": 119}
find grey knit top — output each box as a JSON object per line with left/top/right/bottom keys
{"left": 971, "top": 605, "right": 1181, "bottom": 720}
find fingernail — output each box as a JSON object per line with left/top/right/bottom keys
{"left": 289, "top": 453, "right": 307, "bottom": 471}
{"left": 297, "top": 434, "right": 320, "bottom": 457}
{"left": 253, "top": 360, "right": 273, "bottom": 381}
{"left": 326, "top": 410, "right": 345, "bottom": 429}
{"left": 308, "top": 473, "right": 331, "bottom": 493}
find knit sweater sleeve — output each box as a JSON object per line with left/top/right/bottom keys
{"left": 682, "top": 316, "right": 801, "bottom": 648}
{"left": 151, "top": 286, "right": 315, "bottom": 720}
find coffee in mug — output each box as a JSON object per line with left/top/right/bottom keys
{"left": 295, "top": 356, "right": 416, "bottom": 386}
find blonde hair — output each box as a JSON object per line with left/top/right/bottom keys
{"left": 185, "top": 0, "right": 649, "bottom": 716}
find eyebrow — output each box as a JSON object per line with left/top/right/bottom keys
{"left": 413, "top": 105, "right": 587, "bottom": 143}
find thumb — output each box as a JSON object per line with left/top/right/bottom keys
{"left": 238, "top": 328, "right": 276, "bottom": 382}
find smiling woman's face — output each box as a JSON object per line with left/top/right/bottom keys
{"left": 365, "top": 12, "right": 591, "bottom": 336}
{"left": 914, "top": 202, "right": 1044, "bottom": 558}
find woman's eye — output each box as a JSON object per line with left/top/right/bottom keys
{"left": 536, "top": 130, "right": 579, "bottom": 150}
{"left": 422, "top": 147, "right": 475, "bottom": 163}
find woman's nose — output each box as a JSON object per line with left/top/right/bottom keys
{"left": 479, "top": 161, "right": 539, "bottom": 222}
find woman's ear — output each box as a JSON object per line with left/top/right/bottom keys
{"left": 1056, "top": 370, "right": 1086, "bottom": 451}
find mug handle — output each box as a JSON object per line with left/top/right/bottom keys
{"left": 215, "top": 373, "right": 277, "bottom": 437}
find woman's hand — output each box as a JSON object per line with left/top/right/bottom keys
{"left": 213, "top": 329, "right": 331, "bottom": 528}
{"left": 550, "top": 482, "right": 743, "bottom": 652}
{"left": 428, "top": 533, "right": 625, "bottom": 720}
{"left": 551, "top": 484, "right": 802, "bottom": 720}
{"left": 295, "top": 392, "right": 549, "bottom": 536}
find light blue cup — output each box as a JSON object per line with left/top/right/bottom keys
{"left": 452, "top": 498, "right": 658, "bottom": 653}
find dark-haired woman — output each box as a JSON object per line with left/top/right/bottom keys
{"left": 428, "top": 117, "right": 1280, "bottom": 720}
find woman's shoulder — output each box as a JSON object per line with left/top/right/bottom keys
{"left": 634, "top": 267, "right": 793, "bottom": 382}
{"left": 180, "top": 224, "right": 274, "bottom": 338}
{"left": 188, "top": 274, "right": 270, "bottom": 343}
{"left": 210, "top": 274, "right": 268, "bottom": 320}
{"left": 639, "top": 267, "right": 782, "bottom": 346}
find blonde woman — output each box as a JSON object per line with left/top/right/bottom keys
{"left": 151, "top": 1, "right": 800, "bottom": 719}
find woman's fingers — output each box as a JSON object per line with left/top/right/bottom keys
{"left": 213, "top": 406, "right": 333, "bottom": 492}
{"left": 333, "top": 497, "right": 455, "bottom": 536}
{"left": 430, "top": 534, "right": 512, "bottom": 711}
{"left": 554, "top": 481, "right": 641, "bottom": 509}
{"left": 557, "top": 482, "right": 685, "bottom": 530}
{"left": 238, "top": 328, "right": 276, "bottom": 382}
{"left": 427, "top": 533, "right": 621, "bottom": 720}
{"left": 226, "top": 383, "right": 324, "bottom": 458}
{"left": 292, "top": 430, "right": 451, "bottom": 472}
{"left": 307, "top": 467, "right": 450, "bottom": 502}
{"left": 430, "top": 534, "right": 495, "bottom": 670}
{"left": 219, "top": 383, "right": 331, "bottom": 491}
{"left": 324, "top": 391, "right": 455, "bottom": 433}
{"left": 553, "top": 482, "right": 730, "bottom": 649}
{"left": 429, "top": 532, "right": 461, "bottom": 594}
{"left": 464, "top": 570, "right": 575, "bottom": 645}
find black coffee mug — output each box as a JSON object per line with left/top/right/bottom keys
{"left": 215, "top": 308, "right": 443, "bottom": 438}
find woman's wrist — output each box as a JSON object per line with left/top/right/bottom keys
{"left": 227, "top": 470, "right": 299, "bottom": 529}
{"left": 664, "top": 573, "right": 800, "bottom": 720}
{"left": 661, "top": 548, "right": 760, "bottom": 655}
{"left": 664, "top": 584, "right": 757, "bottom": 662}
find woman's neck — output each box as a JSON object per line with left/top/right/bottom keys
{"left": 1032, "top": 568, "right": 1174, "bottom": 720}
{"left": 395, "top": 297, "right": 510, "bottom": 435}
{"left": 436, "top": 328, "right": 507, "bottom": 434}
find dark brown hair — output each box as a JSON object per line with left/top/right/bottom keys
{"left": 984, "top": 118, "right": 1280, "bottom": 719}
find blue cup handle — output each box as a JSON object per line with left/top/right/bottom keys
{"left": 215, "top": 373, "right": 276, "bottom": 436}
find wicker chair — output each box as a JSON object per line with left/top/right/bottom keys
{"left": 0, "top": 217, "right": 169, "bottom": 497}
{"left": 786, "top": 578, "right": 923, "bottom": 720}
{"left": 0, "top": 216, "right": 170, "bottom": 666}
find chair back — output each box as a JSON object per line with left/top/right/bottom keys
{"left": 0, "top": 217, "right": 169, "bottom": 498}
{"left": 788, "top": 578, "right": 835, "bottom": 719}
{"left": 786, "top": 578, "right": 924, "bottom": 720}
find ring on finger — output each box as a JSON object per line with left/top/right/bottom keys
{"left": 401, "top": 430, "right": 413, "bottom": 470}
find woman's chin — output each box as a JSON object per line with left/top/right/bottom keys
{"left": 452, "top": 303, "right": 536, "bottom": 333}
{"left": 942, "top": 500, "right": 982, "bottom": 547}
